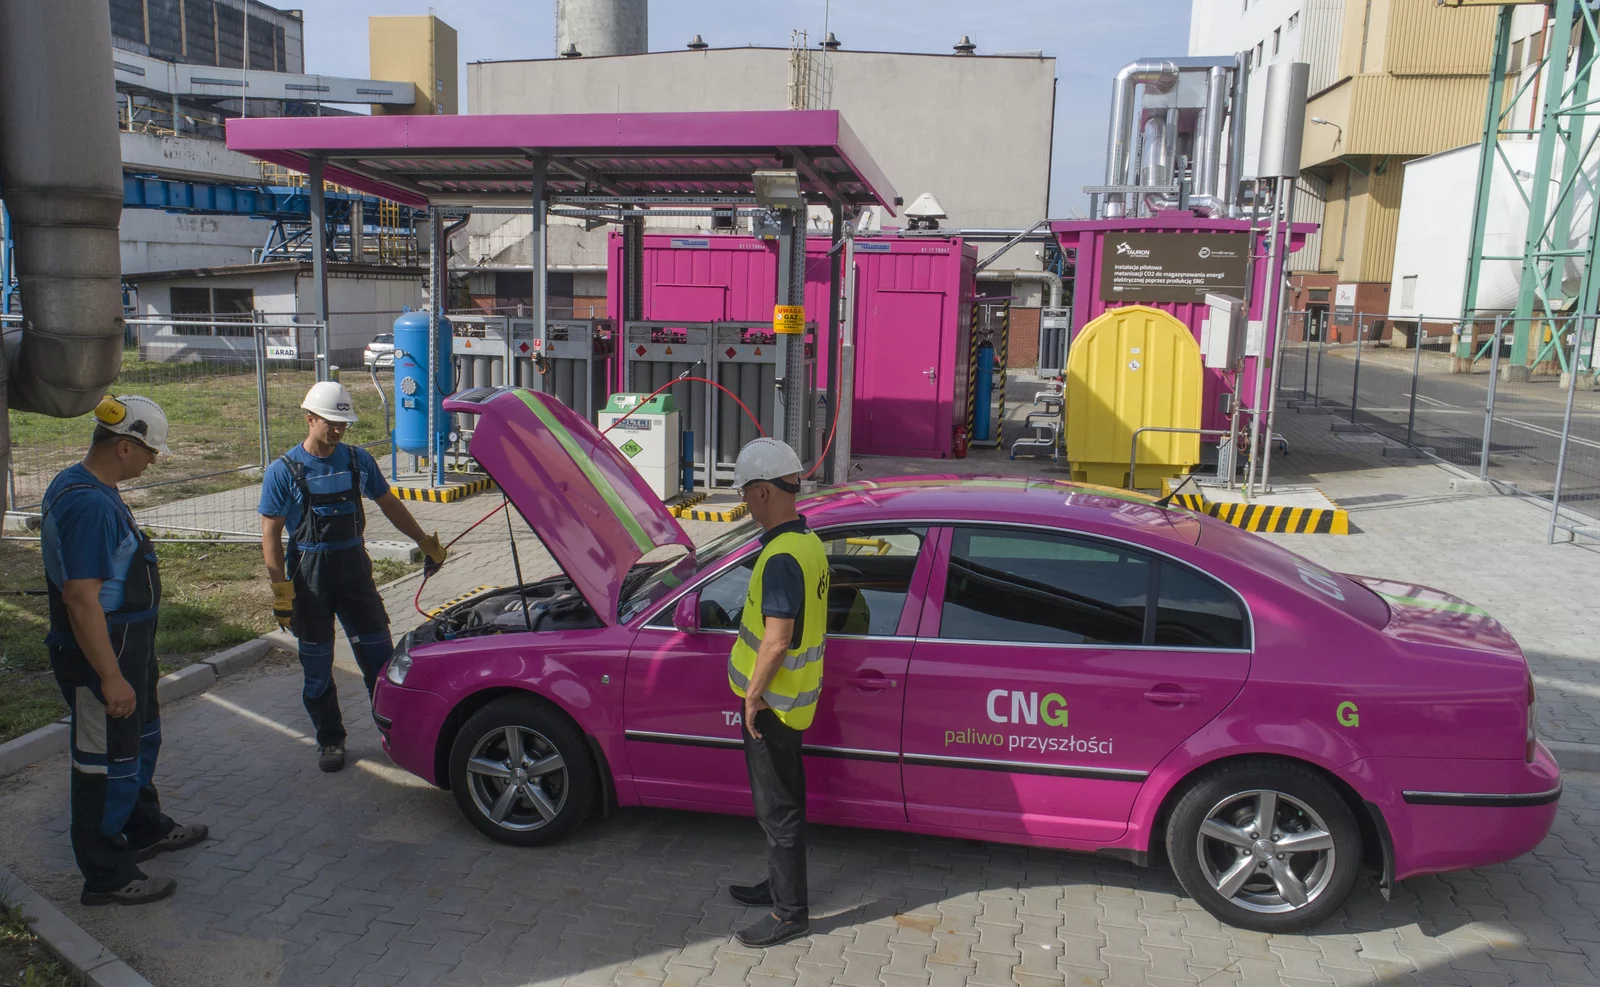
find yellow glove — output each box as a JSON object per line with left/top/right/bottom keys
{"left": 418, "top": 532, "right": 448, "bottom": 574}
{"left": 270, "top": 580, "right": 295, "bottom": 632}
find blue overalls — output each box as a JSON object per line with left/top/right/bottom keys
{"left": 43, "top": 480, "right": 177, "bottom": 894}
{"left": 281, "top": 446, "right": 393, "bottom": 746}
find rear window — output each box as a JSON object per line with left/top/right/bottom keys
{"left": 372, "top": 334, "right": 393, "bottom": 343}
{"left": 1198, "top": 524, "right": 1389, "bottom": 629}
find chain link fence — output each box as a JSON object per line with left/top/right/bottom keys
{"left": 1279, "top": 311, "right": 1600, "bottom": 542}
{"left": 2, "top": 313, "right": 407, "bottom": 541}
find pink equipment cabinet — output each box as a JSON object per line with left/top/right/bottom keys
{"left": 607, "top": 232, "right": 976, "bottom": 462}
{"left": 1052, "top": 215, "right": 1315, "bottom": 438}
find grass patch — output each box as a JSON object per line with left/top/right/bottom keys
{"left": 0, "top": 894, "right": 75, "bottom": 987}
{"left": 7, "top": 348, "right": 394, "bottom": 513}
{"left": 0, "top": 537, "right": 419, "bottom": 744}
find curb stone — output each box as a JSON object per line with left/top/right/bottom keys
{"left": 0, "top": 635, "right": 279, "bottom": 779}
{"left": 0, "top": 862, "right": 155, "bottom": 987}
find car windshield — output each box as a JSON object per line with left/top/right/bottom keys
{"left": 617, "top": 516, "right": 760, "bottom": 623}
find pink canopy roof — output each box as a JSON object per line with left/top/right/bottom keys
{"left": 226, "top": 110, "right": 897, "bottom": 213}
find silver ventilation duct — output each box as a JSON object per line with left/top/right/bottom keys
{"left": 0, "top": 0, "right": 128, "bottom": 525}
{"left": 1103, "top": 60, "right": 1178, "bottom": 219}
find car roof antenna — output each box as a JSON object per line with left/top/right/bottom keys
{"left": 1153, "top": 471, "right": 1200, "bottom": 510}
{"left": 503, "top": 495, "right": 535, "bottom": 632}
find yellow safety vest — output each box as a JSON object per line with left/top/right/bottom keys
{"left": 727, "top": 529, "right": 829, "bottom": 730}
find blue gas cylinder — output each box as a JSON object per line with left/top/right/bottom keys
{"left": 973, "top": 342, "right": 996, "bottom": 442}
{"left": 393, "top": 309, "right": 454, "bottom": 454}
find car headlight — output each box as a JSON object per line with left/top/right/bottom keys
{"left": 386, "top": 637, "right": 413, "bottom": 686}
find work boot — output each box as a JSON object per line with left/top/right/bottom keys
{"left": 318, "top": 742, "right": 346, "bottom": 773}
{"left": 734, "top": 912, "right": 809, "bottom": 948}
{"left": 81, "top": 875, "right": 177, "bottom": 907}
{"left": 133, "top": 822, "right": 209, "bottom": 862}
{"left": 728, "top": 879, "right": 774, "bottom": 906}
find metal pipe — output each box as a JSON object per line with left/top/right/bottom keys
{"left": 1226, "top": 51, "right": 1250, "bottom": 215}
{"left": 1405, "top": 322, "right": 1424, "bottom": 448}
{"left": 0, "top": 0, "right": 127, "bottom": 417}
{"left": 1141, "top": 114, "right": 1170, "bottom": 187}
{"left": 832, "top": 231, "right": 857, "bottom": 485}
{"left": 977, "top": 269, "right": 1063, "bottom": 309}
{"left": 1195, "top": 66, "right": 1229, "bottom": 203}
{"left": 1481, "top": 315, "right": 1503, "bottom": 480}
{"left": 1247, "top": 176, "right": 1288, "bottom": 495}
{"left": 1258, "top": 178, "right": 1298, "bottom": 492}
{"left": 1129, "top": 426, "right": 1234, "bottom": 490}
{"left": 975, "top": 220, "right": 1052, "bottom": 271}
{"left": 1103, "top": 60, "right": 1179, "bottom": 218}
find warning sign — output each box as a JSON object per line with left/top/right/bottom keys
{"left": 619, "top": 439, "right": 644, "bottom": 458}
{"left": 773, "top": 304, "right": 805, "bottom": 335}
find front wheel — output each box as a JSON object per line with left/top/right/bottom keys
{"left": 1166, "top": 761, "right": 1362, "bottom": 933}
{"left": 447, "top": 695, "right": 597, "bottom": 846}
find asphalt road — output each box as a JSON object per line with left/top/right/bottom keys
{"left": 1280, "top": 343, "right": 1600, "bottom": 519}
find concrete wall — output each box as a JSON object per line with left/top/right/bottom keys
{"left": 120, "top": 209, "right": 272, "bottom": 274}
{"left": 120, "top": 131, "right": 265, "bottom": 182}
{"left": 469, "top": 47, "right": 1055, "bottom": 271}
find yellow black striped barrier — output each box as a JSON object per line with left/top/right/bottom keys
{"left": 668, "top": 491, "right": 710, "bottom": 517}
{"left": 1160, "top": 484, "right": 1348, "bottom": 534}
{"left": 391, "top": 476, "right": 497, "bottom": 504}
{"left": 678, "top": 502, "right": 750, "bottom": 523}
{"left": 425, "top": 584, "right": 498, "bottom": 617}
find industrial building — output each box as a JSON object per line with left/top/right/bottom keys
{"left": 1189, "top": 0, "right": 1501, "bottom": 341}
{"left": 463, "top": 28, "right": 1057, "bottom": 364}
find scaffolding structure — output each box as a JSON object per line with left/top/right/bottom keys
{"left": 1456, "top": 0, "right": 1600, "bottom": 378}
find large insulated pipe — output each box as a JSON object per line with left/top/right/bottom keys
{"left": 978, "top": 269, "right": 1063, "bottom": 310}
{"left": 1225, "top": 52, "right": 1251, "bottom": 215}
{"left": 0, "top": 0, "right": 126, "bottom": 419}
{"left": 1258, "top": 61, "right": 1311, "bottom": 179}
{"left": 1194, "top": 65, "right": 1231, "bottom": 209}
{"left": 1103, "top": 60, "right": 1178, "bottom": 218}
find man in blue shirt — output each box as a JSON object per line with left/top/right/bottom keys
{"left": 42, "top": 395, "right": 207, "bottom": 907}
{"left": 259, "top": 381, "right": 446, "bottom": 772}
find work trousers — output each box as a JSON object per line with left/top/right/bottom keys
{"left": 290, "top": 547, "right": 393, "bottom": 746}
{"left": 51, "top": 618, "right": 176, "bottom": 894}
{"left": 742, "top": 708, "right": 808, "bottom": 923}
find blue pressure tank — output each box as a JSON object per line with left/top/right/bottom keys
{"left": 973, "top": 341, "right": 996, "bottom": 442}
{"left": 393, "top": 309, "right": 454, "bottom": 455}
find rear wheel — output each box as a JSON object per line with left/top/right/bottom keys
{"left": 1166, "top": 761, "right": 1362, "bottom": 933}
{"left": 447, "top": 695, "right": 596, "bottom": 846}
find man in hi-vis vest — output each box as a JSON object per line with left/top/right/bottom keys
{"left": 724, "top": 438, "right": 829, "bottom": 948}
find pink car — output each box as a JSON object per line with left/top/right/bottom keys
{"left": 373, "top": 388, "right": 1560, "bottom": 932}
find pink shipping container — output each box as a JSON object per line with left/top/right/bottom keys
{"left": 1052, "top": 216, "right": 1315, "bottom": 438}
{"left": 607, "top": 232, "right": 976, "bottom": 460}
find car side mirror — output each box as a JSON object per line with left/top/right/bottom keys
{"left": 672, "top": 591, "right": 701, "bottom": 633}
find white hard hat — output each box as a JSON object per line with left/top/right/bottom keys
{"left": 93, "top": 394, "right": 171, "bottom": 455}
{"left": 732, "top": 437, "right": 804, "bottom": 490}
{"left": 301, "top": 380, "right": 359, "bottom": 423}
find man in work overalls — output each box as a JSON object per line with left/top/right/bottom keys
{"left": 42, "top": 395, "right": 208, "bottom": 906}
{"left": 259, "top": 381, "right": 447, "bottom": 772}
{"left": 724, "top": 438, "right": 830, "bottom": 948}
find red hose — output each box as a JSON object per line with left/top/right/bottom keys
{"left": 412, "top": 498, "right": 508, "bottom": 619}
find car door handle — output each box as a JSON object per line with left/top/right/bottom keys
{"left": 847, "top": 674, "right": 898, "bottom": 691}
{"left": 1144, "top": 689, "right": 1202, "bottom": 705}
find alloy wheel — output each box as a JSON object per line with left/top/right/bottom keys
{"left": 1194, "top": 788, "right": 1336, "bottom": 914}
{"left": 464, "top": 725, "right": 569, "bottom": 833}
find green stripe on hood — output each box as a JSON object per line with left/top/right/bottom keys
{"left": 1372, "top": 590, "right": 1489, "bottom": 617}
{"left": 515, "top": 390, "right": 653, "bottom": 552}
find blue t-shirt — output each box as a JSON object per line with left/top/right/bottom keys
{"left": 258, "top": 444, "right": 389, "bottom": 550}
{"left": 40, "top": 464, "right": 143, "bottom": 615}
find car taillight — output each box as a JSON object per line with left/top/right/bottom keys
{"left": 1526, "top": 675, "right": 1538, "bottom": 762}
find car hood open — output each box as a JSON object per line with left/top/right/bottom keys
{"left": 441, "top": 387, "right": 693, "bottom": 624}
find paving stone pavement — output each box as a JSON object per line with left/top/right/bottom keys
{"left": 3, "top": 386, "right": 1600, "bottom": 986}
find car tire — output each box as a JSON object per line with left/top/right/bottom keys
{"left": 1166, "top": 760, "right": 1362, "bottom": 933}
{"left": 447, "top": 694, "right": 597, "bottom": 847}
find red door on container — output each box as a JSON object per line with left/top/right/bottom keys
{"left": 859, "top": 290, "right": 943, "bottom": 456}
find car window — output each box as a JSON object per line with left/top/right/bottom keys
{"left": 1154, "top": 561, "right": 1249, "bottom": 650}
{"left": 695, "top": 559, "right": 756, "bottom": 630}
{"left": 373, "top": 334, "right": 393, "bottom": 343}
{"left": 625, "top": 518, "right": 761, "bottom": 625}
{"left": 819, "top": 526, "right": 926, "bottom": 637}
{"left": 940, "top": 527, "right": 1149, "bottom": 645}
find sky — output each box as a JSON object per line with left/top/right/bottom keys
{"left": 290, "top": 0, "right": 1194, "bottom": 218}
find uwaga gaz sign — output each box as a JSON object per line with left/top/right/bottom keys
{"left": 1098, "top": 232, "right": 1250, "bottom": 303}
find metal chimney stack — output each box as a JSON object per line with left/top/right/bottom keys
{"left": 556, "top": 0, "right": 647, "bottom": 58}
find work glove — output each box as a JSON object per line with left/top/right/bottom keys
{"left": 271, "top": 580, "right": 295, "bottom": 633}
{"left": 418, "top": 532, "right": 448, "bottom": 577}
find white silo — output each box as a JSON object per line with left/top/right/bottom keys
{"left": 556, "top": 0, "right": 647, "bottom": 58}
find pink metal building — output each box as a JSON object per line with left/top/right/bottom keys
{"left": 607, "top": 233, "right": 976, "bottom": 460}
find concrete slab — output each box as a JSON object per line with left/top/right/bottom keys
{"left": 1192, "top": 482, "right": 1341, "bottom": 511}
{"left": 1330, "top": 421, "right": 1367, "bottom": 433}
{"left": 366, "top": 539, "right": 419, "bottom": 562}
{"left": 1448, "top": 477, "right": 1500, "bottom": 494}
